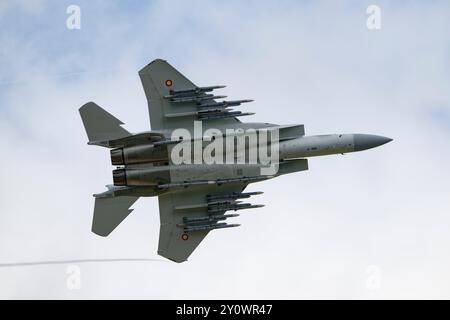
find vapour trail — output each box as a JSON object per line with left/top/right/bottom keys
{"left": 0, "top": 258, "right": 167, "bottom": 267}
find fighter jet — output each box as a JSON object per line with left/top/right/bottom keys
{"left": 79, "top": 59, "right": 392, "bottom": 263}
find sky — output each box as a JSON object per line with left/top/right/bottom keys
{"left": 0, "top": 0, "right": 449, "bottom": 299}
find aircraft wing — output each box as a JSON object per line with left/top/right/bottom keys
{"left": 139, "top": 59, "right": 254, "bottom": 130}
{"left": 157, "top": 183, "right": 248, "bottom": 262}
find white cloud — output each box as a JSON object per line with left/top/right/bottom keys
{"left": 0, "top": 0, "right": 46, "bottom": 17}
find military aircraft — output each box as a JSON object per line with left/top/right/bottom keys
{"left": 79, "top": 59, "right": 392, "bottom": 263}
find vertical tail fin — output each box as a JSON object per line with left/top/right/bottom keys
{"left": 79, "top": 102, "right": 130, "bottom": 145}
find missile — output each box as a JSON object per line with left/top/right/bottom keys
{"left": 180, "top": 213, "right": 240, "bottom": 224}
{"left": 164, "top": 108, "right": 232, "bottom": 118}
{"left": 174, "top": 201, "right": 241, "bottom": 211}
{"left": 206, "top": 199, "right": 238, "bottom": 206}
{"left": 183, "top": 223, "right": 240, "bottom": 232}
{"left": 199, "top": 99, "right": 254, "bottom": 108}
{"left": 208, "top": 203, "right": 265, "bottom": 214}
{"left": 200, "top": 111, "right": 255, "bottom": 120}
{"left": 206, "top": 191, "right": 264, "bottom": 201}
{"left": 171, "top": 94, "right": 227, "bottom": 103}
{"left": 165, "top": 85, "right": 226, "bottom": 97}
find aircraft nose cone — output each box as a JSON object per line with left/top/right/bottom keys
{"left": 353, "top": 134, "right": 393, "bottom": 151}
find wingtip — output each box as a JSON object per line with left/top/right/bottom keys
{"left": 91, "top": 228, "right": 110, "bottom": 237}
{"left": 139, "top": 58, "right": 169, "bottom": 74}
{"left": 157, "top": 251, "right": 187, "bottom": 263}
{"left": 79, "top": 101, "right": 95, "bottom": 112}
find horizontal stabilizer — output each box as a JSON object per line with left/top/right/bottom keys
{"left": 92, "top": 196, "right": 139, "bottom": 237}
{"left": 79, "top": 102, "right": 130, "bottom": 145}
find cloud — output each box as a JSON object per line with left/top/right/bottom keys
{"left": 0, "top": 0, "right": 449, "bottom": 299}
{"left": 0, "top": 0, "right": 47, "bottom": 17}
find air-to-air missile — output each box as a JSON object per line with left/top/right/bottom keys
{"left": 164, "top": 85, "right": 226, "bottom": 97}
{"left": 206, "top": 191, "right": 264, "bottom": 201}
{"left": 199, "top": 99, "right": 254, "bottom": 108}
{"left": 208, "top": 203, "right": 265, "bottom": 214}
{"left": 183, "top": 222, "right": 241, "bottom": 232}
{"left": 181, "top": 213, "right": 240, "bottom": 223}
{"left": 199, "top": 110, "right": 255, "bottom": 120}
{"left": 169, "top": 94, "right": 228, "bottom": 103}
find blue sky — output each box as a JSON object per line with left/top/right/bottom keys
{"left": 0, "top": 1, "right": 450, "bottom": 298}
